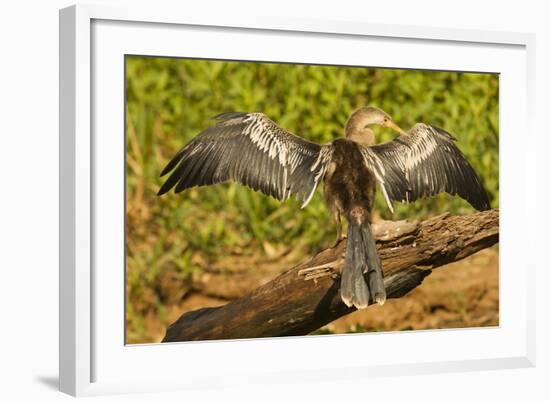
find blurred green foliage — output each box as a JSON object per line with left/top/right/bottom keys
{"left": 125, "top": 56, "right": 498, "bottom": 343}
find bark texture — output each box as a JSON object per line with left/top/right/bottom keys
{"left": 163, "top": 209, "right": 499, "bottom": 342}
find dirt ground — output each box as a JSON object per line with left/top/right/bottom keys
{"left": 323, "top": 246, "right": 499, "bottom": 333}
{"left": 136, "top": 245, "right": 498, "bottom": 343}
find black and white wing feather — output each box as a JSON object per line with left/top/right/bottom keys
{"left": 365, "top": 123, "right": 490, "bottom": 211}
{"left": 157, "top": 112, "right": 333, "bottom": 207}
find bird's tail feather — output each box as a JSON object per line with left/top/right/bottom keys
{"left": 361, "top": 222, "right": 386, "bottom": 305}
{"left": 340, "top": 220, "right": 386, "bottom": 309}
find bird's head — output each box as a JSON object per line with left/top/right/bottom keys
{"left": 345, "top": 106, "right": 406, "bottom": 145}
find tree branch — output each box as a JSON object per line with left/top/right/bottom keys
{"left": 162, "top": 209, "right": 499, "bottom": 342}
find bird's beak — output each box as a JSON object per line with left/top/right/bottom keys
{"left": 384, "top": 120, "right": 407, "bottom": 136}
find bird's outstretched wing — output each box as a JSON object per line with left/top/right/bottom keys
{"left": 157, "top": 112, "right": 333, "bottom": 208}
{"left": 363, "top": 123, "right": 491, "bottom": 211}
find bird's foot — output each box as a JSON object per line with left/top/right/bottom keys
{"left": 297, "top": 261, "right": 339, "bottom": 282}
{"left": 329, "top": 234, "right": 347, "bottom": 249}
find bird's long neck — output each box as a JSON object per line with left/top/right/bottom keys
{"left": 345, "top": 118, "right": 375, "bottom": 147}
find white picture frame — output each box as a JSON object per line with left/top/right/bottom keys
{"left": 59, "top": 3, "right": 536, "bottom": 397}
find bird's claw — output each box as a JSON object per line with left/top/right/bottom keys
{"left": 329, "top": 234, "right": 347, "bottom": 249}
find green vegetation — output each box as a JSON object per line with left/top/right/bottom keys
{"left": 125, "top": 56, "right": 499, "bottom": 343}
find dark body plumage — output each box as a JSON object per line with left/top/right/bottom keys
{"left": 325, "top": 139, "right": 376, "bottom": 221}
{"left": 324, "top": 139, "right": 384, "bottom": 307}
{"left": 158, "top": 107, "right": 491, "bottom": 309}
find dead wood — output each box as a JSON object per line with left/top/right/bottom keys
{"left": 163, "top": 209, "right": 499, "bottom": 342}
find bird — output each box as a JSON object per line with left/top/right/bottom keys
{"left": 157, "top": 106, "right": 490, "bottom": 310}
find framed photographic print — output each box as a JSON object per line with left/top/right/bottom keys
{"left": 59, "top": 3, "right": 536, "bottom": 396}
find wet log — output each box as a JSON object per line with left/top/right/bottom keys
{"left": 163, "top": 209, "right": 499, "bottom": 342}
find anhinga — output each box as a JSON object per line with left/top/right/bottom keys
{"left": 158, "top": 107, "right": 490, "bottom": 309}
